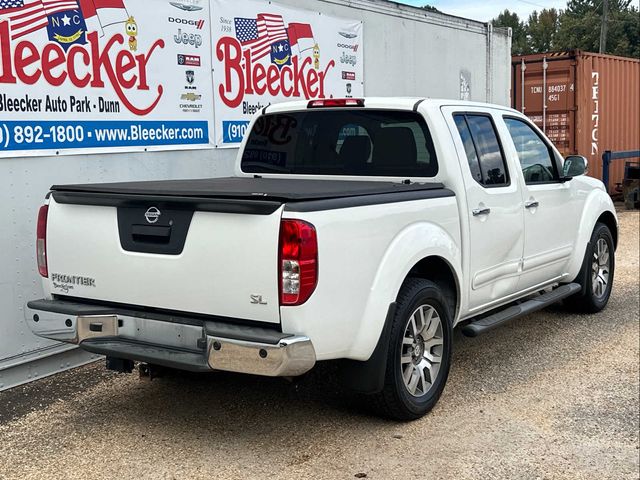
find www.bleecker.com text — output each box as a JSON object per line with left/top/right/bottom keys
{"left": 0, "top": 94, "right": 121, "bottom": 113}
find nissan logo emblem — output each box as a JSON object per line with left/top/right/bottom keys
{"left": 145, "top": 207, "right": 161, "bottom": 224}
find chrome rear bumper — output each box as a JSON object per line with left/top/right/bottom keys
{"left": 25, "top": 299, "right": 315, "bottom": 377}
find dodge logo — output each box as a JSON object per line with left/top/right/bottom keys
{"left": 145, "top": 207, "right": 161, "bottom": 224}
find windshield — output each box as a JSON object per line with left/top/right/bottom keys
{"left": 241, "top": 109, "right": 438, "bottom": 177}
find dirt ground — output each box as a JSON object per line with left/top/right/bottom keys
{"left": 0, "top": 209, "right": 638, "bottom": 480}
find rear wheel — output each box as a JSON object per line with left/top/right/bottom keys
{"left": 565, "top": 222, "right": 615, "bottom": 313}
{"left": 369, "top": 278, "right": 453, "bottom": 421}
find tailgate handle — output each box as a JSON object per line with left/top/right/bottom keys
{"left": 131, "top": 224, "right": 172, "bottom": 244}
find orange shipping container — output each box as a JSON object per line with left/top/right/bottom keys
{"left": 512, "top": 50, "right": 640, "bottom": 191}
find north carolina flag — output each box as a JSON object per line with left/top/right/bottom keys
{"left": 287, "top": 22, "right": 314, "bottom": 52}
{"left": 78, "top": 0, "right": 127, "bottom": 34}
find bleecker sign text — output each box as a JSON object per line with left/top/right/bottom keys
{"left": 216, "top": 37, "right": 335, "bottom": 108}
{"left": 0, "top": 23, "right": 165, "bottom": 116}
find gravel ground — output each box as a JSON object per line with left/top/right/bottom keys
{"left": 0, "top": 209, "right": 638, "bottom": 480}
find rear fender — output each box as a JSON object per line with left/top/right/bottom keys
{"left": 349, "top": 221, "right": 461, "bottom": 360}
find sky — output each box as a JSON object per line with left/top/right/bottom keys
{"left": 395, "top": 0, "right": 639, "bottom": 22}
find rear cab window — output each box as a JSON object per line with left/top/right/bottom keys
{"left": 241, "top": 110, "right": 438, "bottom": 177}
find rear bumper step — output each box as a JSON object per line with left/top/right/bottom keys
{"left": 461, "top": 283, "right": 581, "bottom": 337}
{"left": 25, "top": 299, "right": 315, "bottom": 377}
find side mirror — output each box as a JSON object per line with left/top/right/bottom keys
{"left": 563, "top": 155, "right": 588, "bottom": 178}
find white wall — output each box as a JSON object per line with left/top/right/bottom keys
{"left": 274, "top": 0, "right": 511, "bottom": 105}
{"left": 0, "top": 0, "right": 510, "bottom": 389}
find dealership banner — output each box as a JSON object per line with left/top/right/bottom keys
{"left": 212, "top": 0, "right": 364, "bottom": 147}
{"left": 0, "top": 0, "right": 214, "bottom": 156}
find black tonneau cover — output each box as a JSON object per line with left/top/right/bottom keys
{"left": 50, "top": 177, "right": 453, "bottom": 214}
{"left": 52, "top": 177, "right": 442, "bottom": 200}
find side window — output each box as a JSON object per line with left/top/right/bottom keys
{"left": 504, "top": 118, "right": 558, "bottom": 184}
{"left": 453, "top": 114, "right": 509, "bottom": 187}
{"left": 453, "top": 115, "right": 482, "bottom": 183}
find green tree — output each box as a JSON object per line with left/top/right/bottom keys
{"left": 492, "top": 9, "right": 531, "bottom": 55}
{"left": 527, "top": 8, "right": 560, "bottom": 52}
{"left": 556, "top": 0, "right": 640, "bottom": 57}
{"left": 600, "top": 3, "right": 639, "bottom": 57}
{"left": 420, "top": 5, "right": 440, "bottom": 13}
{"left": 491, "top": 0, "right": 638, "bottom": 57}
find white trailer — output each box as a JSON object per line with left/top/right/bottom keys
{"left": 0, "top": 0, "right": 510, "bottom": 391}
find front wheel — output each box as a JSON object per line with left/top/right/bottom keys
{"left": 564, "top": 222, "right": 615, "bottom": 313}
{"left": 368, "top": 278, "right": 453, "bottom": 421}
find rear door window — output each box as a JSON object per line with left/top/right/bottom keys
{"left": 241, "top": 110, "right": 438, "bottom": 177}
{"left": 453, "top": 114, "right": 509, "bottom": 187}
{"left": 453, "top": 115, "right": 482, "bottom": 183}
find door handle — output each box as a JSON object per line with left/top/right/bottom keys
{"left": 472, "top": 207, "right": 491, "bottom": 216}
{"left": 525, "top": 200, "right": 540, "bottom": 209}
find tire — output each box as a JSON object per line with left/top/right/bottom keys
{"left": 368, "top": 278, "right": 453, "bottom": 421}
{"left": 564, "top": 222, "right": 615, "bottom": 313}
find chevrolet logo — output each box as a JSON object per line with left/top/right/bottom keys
{"left": 180, "top": 92, "right": 202, "bottom": 101}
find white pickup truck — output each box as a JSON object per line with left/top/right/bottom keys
{"left": 26, "top": 98, "right": 617, "bottom": 420}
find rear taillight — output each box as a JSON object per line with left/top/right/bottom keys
{"left": 279, "top": 219, "right": 318, "bottom": 306}
{"left": 36, "top": 205, "right": 48, "bottom": 277}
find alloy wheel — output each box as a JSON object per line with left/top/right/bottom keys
{"left": 400, "top": 304, "right": 444, "bottom": 397}
{"left": 591, "top": 238, "right": 610, "bottom": 299}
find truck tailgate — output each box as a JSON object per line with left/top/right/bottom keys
{"left": 45, "top": 195, "right": 283, "bottom": 324}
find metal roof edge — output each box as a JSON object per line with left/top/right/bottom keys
{"left": 512, "top": 49, "right": 640, "bottom": 64}
{"left": 313, "top": 0, "right": 502, "bottom": 36}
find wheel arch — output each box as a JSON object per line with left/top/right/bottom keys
{"left": 338, "top": 222, "right": 462, "bottom": 395}
{"left": 566, "top": 189, "right": 618, "bottom": 281}
{"left": 597, "top": 210, "right": 618, "bottom": 249}
{"left": 405, "top": 255, "right": 460, "bottom": 322}
{"left": 356, "top": 220, "right": 462, "bottom": 357}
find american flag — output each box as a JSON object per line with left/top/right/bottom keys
{"left": 0, "top": 0, "right": 48, "bottom": 40}
{"left": 234, "top": 13, "right": 288, "bottom": 60}
{"left": 43, "top": 0, "right": 79, "bottom": 15}
{"left": 0, "top": 0, "right": 79, "bottom": 40}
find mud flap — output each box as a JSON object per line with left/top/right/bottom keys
{"left": 337, "top": 303, "right": 396, "bottom": 394}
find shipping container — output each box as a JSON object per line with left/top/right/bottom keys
{"left": 512, "top": 50, "right": 640, "bottom": 191}
{"left": 0, "top": 0, "right": 512, "bottom": 391}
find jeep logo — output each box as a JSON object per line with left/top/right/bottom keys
{"left": 174, "top": 28, "right": 203, "bottom": 47}
{"left": 145, "top": 207, "right": 161, "bottom": 224}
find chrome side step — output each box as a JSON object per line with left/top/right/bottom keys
{"left": 461, "top": 283, "right": 581, "bottom": 337}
